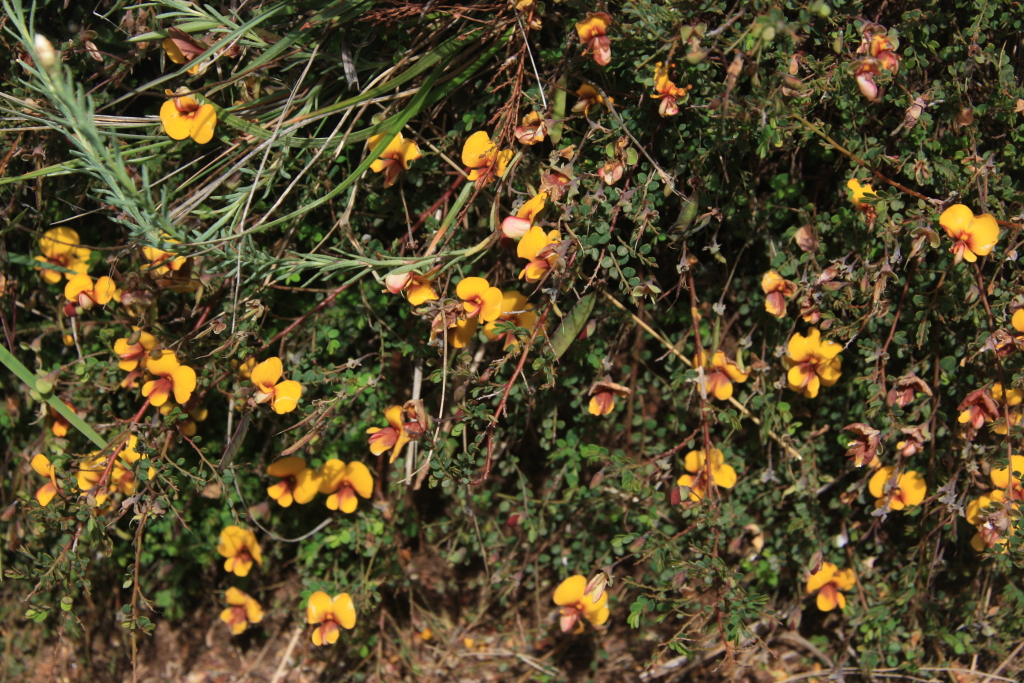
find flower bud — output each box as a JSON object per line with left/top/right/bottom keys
{"left": 34, "top": 34, "right": 57, "bottom": 69}
{"left": 385, "top": 272, "right": 412, "bottom": 294}
{"left": 584, "top": 571, "right": 609, "bottom": 604}
{"left": 500, "top": 216, "right": 531, "bottom": 240}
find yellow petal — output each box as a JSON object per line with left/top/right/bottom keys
{"left": 267, "top": 456, "right": 306, "bottom": 478}
{"left": 147, "top": 352, "right": 181, "bottom": 377}
{"left": 345, "top": 461, "right": 374, "bottom": 499}
{"left": 170, "top": 365, "right": 197, "bottom": 405}
{"left": 553, "top": 575, "right": 587, "bottom": 606}
{"left": 160, "top": 100, "right": 192, "bottom": 140}
{"left": 272, "top": 380, "right": 302, "bottom": 414}
{"left": 31, "top": 454, "right": 53, "bottom": 478}
{"left": 334, "top": 593, "right": 357, "bottom": 629}
{"left": 868, "top": 466, "right": 895, "bottom": 499}
{"left": 189, "top": 104, "right": 217, "bottom": 144}
{"left": 806, "top": 562, "right": 837, "bottom": 593}
{"left": 939, "top": 204, "right": 974, "bottom": 238}
{"left": 461, "top": 131, "right": 495, "bottom": 168}
{"left": 456, "top": 277, "right": 491, "bottom": 302}
{"left": 517, "top": 225, "right": 548, "bottom": 261}
{"left": 712, "top": 463, "right": 737, "bottom": 489}
{"left": 39, "top": 227, "right": 81, "bottom": 258}
{"left": 307, "top": 591, "right": 333, "bottom": 624}
{"left": 251, "top": 357, "right": 283, "bottom": 392}
{"left": 966, "top": 213, "right": 999, "bottom": 257}
{"left": 64, "top": 273, "right": 93, "bottom": 302}
{"left": 899, "top": 470, "right": 927, "bottom": 507}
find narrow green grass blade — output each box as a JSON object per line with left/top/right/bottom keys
{"left": 0, "top": 344, "right": 108, "bottom": 449}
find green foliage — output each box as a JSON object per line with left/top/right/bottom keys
{"left": 2, "top": 0, "right": 1024, "bottom": 680}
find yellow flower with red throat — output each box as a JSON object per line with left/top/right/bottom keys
{"left": 991, "top": 454, "right": 1024, "bottom": 502}
{"left": 250, "top": 357, "right": 303, "bottom": 414}
{"left": 47, "top": 401, "right": 74, "bottom": 437}
{"left": 141, "top": 352, "right": 197, "bottom": 407}
{"left": 114, "top": 329, "right": 158, "bottom": 372}
{"left": 518, "top": 226, "right": 563, "bottom": 282}
{"left": 966, "top": 489, "right": 1012, "bottom": 552}
{"left": 868, "top": 466, "right": 927, "bottom": 511}
{"left": 806, "top": 562, "right": 856, "bottom": 611}
{"left": 318, "top": 459, "right": 374, "bottom": 513}
{"left": 571, "top": 84, "right": 613, "bottom": 117}
{"left": 457, "top": 277, "right": 503, "bottom": 322}
{"left": 162, "top": 28, "right": 211, "bottom": 76}
{"left": 461, "top": 131, "right": 512, "bottom": 187}
{"left": 367, "top": 131, "right": 421, "bottom": 187}
{"left": 434, "top": 315, "right": 479, "bottom": 349}
{"left": 966, "top": 454, "right": 1024, "bottom": 551}
{"left": 35, "top": 227, "right": 91, "bottom": 284}
{"left": 483, "top": 291, "right": 539, "bottom": 349}
{"left": 587, "top": 379, "right": 631, "bottom": 416}
{"left": 785, "top": 328, "right": 842, "bottom": 398}
{"left": 367, "top": 405, "right": 413, "bottom": 463}
{"left": 160, "top": 92, "right": 217, "bottom": 144}
{"left": 64, "top": 273, "right": 120, "bottom": 311}
{"left": 553, "top": 574, "right": 609, "bottom": 633}
{"left": 501, "top": 193, "right": 547, "bottom": 240}
{"left": 217, "top": 525, "right": 263, "bottom": 577}
{"left": 939, "top": 204, "right": 999, "bottom": 265}
{"left": 694, "top": 350, "right": 749, "bottom": 401}
{"left": 220, "top": 587, "right": 264, "bottom": 635}
{"left": 385, "top": 271, "right": 439, "bottom": 306}
{"left": 142, "top": 238, "right": 187, "bottom": 276}
{"left": 76, "top": 452, "right": 112, "bottom": 505}
{"left": 514, "top": 111, "right": 547, "bottom": 145}
{"left": 650, "top": 62, "right": 691, "bottom": 117}
{"left": 266, "top": 457, "right": 321, "bottom": 507}
{"left": 31, "top": 454, "right": 59, "bottom": 507}
{"left": 575, "top": 12, "right": 612, "bottom": 66}
{"left": 676, "top": 448, "right": 738, "bottom": 501}
{"left": 307, "top": 591, "right": 356, "bottom": 645}
{"left": 846, "top": 178, "right": 876, "bottom": 210}
{"left": 991, "top": 383, "right": 1023, "bottom": 435}
{"left": 761, "top": 270, "right": 796, "bottom": 318}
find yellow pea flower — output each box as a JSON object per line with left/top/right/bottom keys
{"left": 366, "top": 405, "right": 413, "bottom": 463}
{"left": 250, "top": 357, "right": 303, "bottom": 414}
{"left": 385, "top": 271, "right": 439, "bottom": 306}
{"left": 553, "top": 575, "right": 609, "bottom": 633}
{"left": 461, "top": 131, "right": 512, "bottom": 187}
{"left": 571, "top": 84, "right": 613, "bottom": 117}
{"left": 806, "top": 562, "right": 856, "bottom": 611}
{"left": 220, "top": 587, "right": 264, "bottom": 635}
{"left": 483, "top": 291, "right": 539, "bottom": 349}
{"left": 141, "top": 352, "right": 197, "bottom": 407}
{"left": 318, "top": 459, "right": 374, "bottom": 513}
{"left": 216, "top": 525, "right": 263, "bottom": 577}
{"left": 517, "top": 226, "right": 563, "bottom": 282}
{"left": 501, "top": 193, "right": 547, "bottom": 240}
{"left": 868, "top": 466, "right": 927, "bottom": 511}
{"left": 367, "top": 131, "right": 421, "bottom": 187}
{"left": 307, "top": 591, "right": 356, "bottom": 645}
{"left": 35, "top": 227, "right": 91, "bottom": 284}
{"left": 939, "top": 204, "right": 999, "bottom": 265}
{"left": 846, "top": 178, "right": 876, "bottom": 210}
{"left": 266, "top": 456, "right": 321, "bottom": 507}
{"left": 694, "top": 350, "right": 749, "bottom": 401}
{"left": 784, "top": 328, "right": 842, "bottom": 398}
{"left": 113, "top": 329, "right": 158, "bottom": 372}
{"left": 761, "top": 270, "right": 796, "bottom": 318}
{"left": 160, "top": 94, "right": 217, "bottom": 144}
{"left": 142, "top": 239, "right": 187, "bottom": 276}
{"left": 456, "top": 277, "right": 503, "bottom": 322}
{"left": 575, "top": 12, "right": 612, "bottom": 66}
{"left": 676, "top": 448, "right": 738, "bottom": 501}
{"left": 650, "top": 62, "right": 691, "bottom": 117}
{"left": 587, "top": 380, "right": 631, "bottom": 416}
{"left": 514, "top": 111, "right": 547, "bottom": 145}
{"left": 31, "top": 454, "right": 59, "bottom": 507}
{"left": 64, "top": 273, "right": 120, "bottom": 310}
